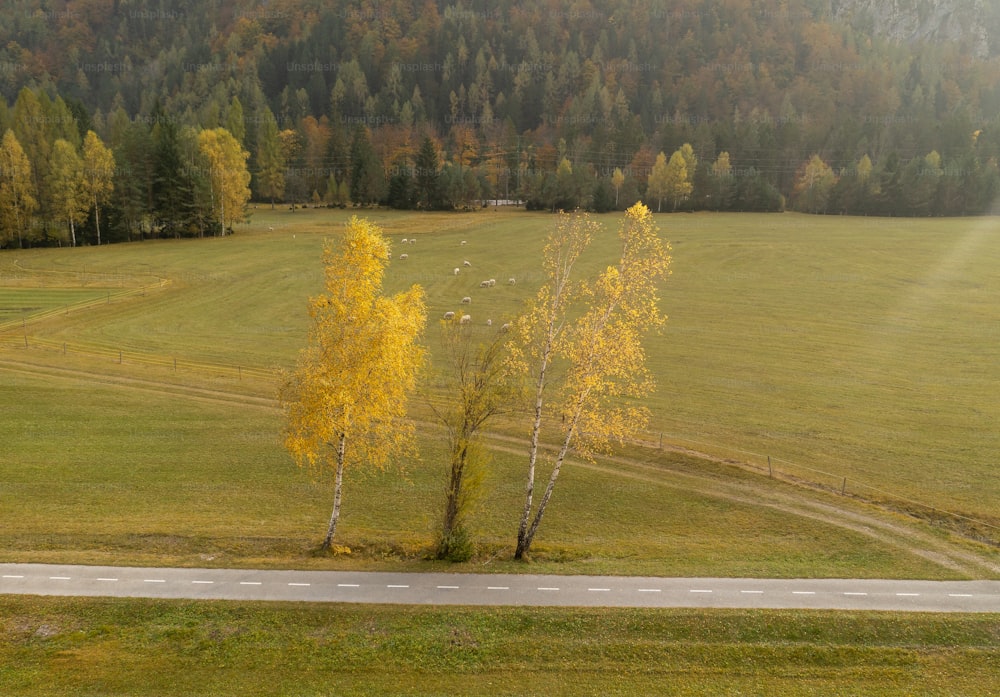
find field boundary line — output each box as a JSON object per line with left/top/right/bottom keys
{"left": 0, "top": 336, "right": 277, "bottom": 381}
{"left": 632, "top": 429, "right": 1000, "bottom": 544}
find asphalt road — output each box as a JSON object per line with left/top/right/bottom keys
{"left": 2, "top": 564, "right": 999, "bottom": 612}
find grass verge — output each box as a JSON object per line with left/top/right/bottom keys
{"left": 2, "top": 596, "right": 999, "bottom": 696}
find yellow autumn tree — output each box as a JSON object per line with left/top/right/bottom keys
{"left": 197, "top": 127, "right": 251, "bottom": 234}
{"left": 0, "top": 129, "right": 37, "bottom": 248}
{"left": 512, "top": 203, "right": 671, "bottom": 560}
{"left": 81, "top": 131, "right": 115, "bottom": 246}
{"left": 279, "top": 216, "right": 427, "bottom": 551}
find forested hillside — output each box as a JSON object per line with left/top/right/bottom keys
{"left": 2, "top": 0, "right": 1000, "bottom": 246}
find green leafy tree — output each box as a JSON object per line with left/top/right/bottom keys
{"left": 255, "top": 108, "right": 285, "bottom": 208}
{"left": 432, "top": 323, "right": 517, "bottom": 561}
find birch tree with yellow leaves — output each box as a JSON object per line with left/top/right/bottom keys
{"left": 513, "top": 203, "right": 671, "bottom": 560}
{"left": 279, "top": 216, "right": 427, "bottom": 551}
{"left": 197, "top": 127, "right": 251, "bottom": 234}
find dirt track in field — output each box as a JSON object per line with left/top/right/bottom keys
{"left": 3, "top": 353, "right": 998, "bottom": 578}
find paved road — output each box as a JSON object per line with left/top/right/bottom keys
{"left": 2, "top": 564, "right": 999, "bottom": 612}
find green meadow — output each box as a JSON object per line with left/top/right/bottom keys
{"left": 3, "top": 208, "right": 999, "bottom": 531}
{"left": 3, "top": 597, "right": 1000, "bottom": 696}
{"left": 3, "top": 208, "right": 1000, "bottom": 695}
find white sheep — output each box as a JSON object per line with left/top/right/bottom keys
{"left": 401, "top": 238, "right": 408, "bottom": 244}
{"left": 399, "top": 253, "right": 408, "bottom": 260}
{"left": 508, "top": 277, "right": 516, "bottom": 285}
{"left": 460, "top": 314, "right": 471, "bottom": 324}
{"left": 480, "top": 280, "right": 490, "bottom": 288}
{"left": 486, "top": 319, "right": 492, "bottom": 326}
{"left": 501, "top": 322, "right": 511, "bottom": 332}
{"left": 453, "top": 267, "right": 460, "bottom": 275}
{"left": 460, "top": 240, "right": 467, "bottom": 245}
{"left": 488, "top": 279, "right": 496, "bottom": 287}
{"left": 463, "top": 260, "right": 471, "bottom": 267}
{"left": 443, "top": 311, "right": 456, "bottom": 320}
{"left": 461, "top": 296, "right": 471, "bottom": 304}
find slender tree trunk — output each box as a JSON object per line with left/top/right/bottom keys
{"left": 69, "top": 217, "right": 76, "bottom": 247}
{"left": 518, "top": 399, "right": 583, "bottom": 558}
{"left": 94, "top": 195, "right": 101, "bottom": 245}
{"left": 438, "top": 436, "right": 468, "bottom": 558}
{"left": 320, "top": 433, "right": 347, "bottom": 551}
{"left": 515, "top": 354, "right": 550, "bottom": 560}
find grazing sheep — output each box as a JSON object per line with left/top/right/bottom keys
{"left": 486, "top": 319, "right": 492, "bottom": 326}
{"left": 460, "top": 314, "right": 471, "bottom": 324}
{"left": 501, "top": 322, "right": 511, "bottom": 332}
{"left": 488, "top": 279, "right": 496, "bottom": 287}
{"left": 463, "top": 260, "right": 471, "bottom": 267}
{"left": 461, "top": 240, "right": 467, "bottom": 245}
{"left": 399, "top": 253, "right": 408, "bottom": 260}
{"left": 480, "top": 280, "right": 490, "bottom": 288}
{"left": 401, "top": 238, "right": 408, "bottom": 244}
{"left": 453, "top": 267, "right": 460, "bottom": 275}
{"left": 508, "top": 277, "right": 516, "bottom": 285}
{"left": 443, "top": 311, "right": 456, "bottom": 320}
{"left": 461, "top": 296, "right": 471, "bottom": 304}
{"left": 268, "top": 226, "right": 274, "bottom": 231}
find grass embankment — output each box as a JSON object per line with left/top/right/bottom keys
{"left": 2, "top": 596, "right": 999, "bottom": 696}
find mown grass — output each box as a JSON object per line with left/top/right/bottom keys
{"left": 0, "top": 289, "right": 114, "bottom": 324}
{"left": 1, "top": 367, "right": 963, "bottom": 578}
{"left": 2, "top": 596, "right": 999, "bottom": 696}
{"left": 3, "top": 208, "right": 998, "bottom": 530}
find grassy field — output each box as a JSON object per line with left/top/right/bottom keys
{"left": 2, "top": 207, "right": 998, "bottom": 527}
{"left": 3, "top": 596, "right": 999, "bottom": 696}
{"left": 3, "top": 209, "right": 1000, "bottom": 695}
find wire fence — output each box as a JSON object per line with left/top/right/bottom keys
{"left": 2, "top": 270, "right": 996, "bottom": 544}
{"left": 632, "top": 428, "right": 1000, "bottom": 544}
{"left": 0, "top": 334, "right": 277, "bottom": 382}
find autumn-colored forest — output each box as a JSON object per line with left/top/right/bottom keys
{"left": 2, "top": 0, "right": 1000, "bottom": 246}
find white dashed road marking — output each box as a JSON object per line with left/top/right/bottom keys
{"left": 240, "top": 582, "right": 262, "bottom": 586}
{"left": 337, "top": 583, "right": 359, "bottom": 588}
{"left": 437, "top": 585, "right": 460, "bottom": 589}
{"left": 538, "top": 587, "right": 560, "bottom": 591}
{"left": 740, "top": 590, "right": 764, "bottom": 594}
{"left": 487, "top": 586, "right": 509, "bottom": 590}
{"left": 96, "top": 578, "right": 118, "bottom": 582}
{"left": 144, "top": 579, "right": 166, "bottom": 583}
{"left": 792, "top": 591, "right": 816, "bottom": 595}
{"left": 3, "top": 575, "right": 24, "bottom": 579}
{"left": 288, "top": 583, "right": 310, "bottom": 587}
{"left": 690, "top": 589, "right": 713, "bottom": 593}
{"left": 588, "top": 588, "right": 611, "bottom": 592}
{"left": 844, "top": 592, "right": 867, "bottom": 596}
{"left": 387, "top": 585, "right": 409, "bottom": 589}
{"left": 637, "top": 588, "right": 661, "bottom": 593}
{"left": 896, "top": 593, "right": 920, "bottom": 597}
{"left": 950, "top": 594, "right": 974, "bottom": 597}
{"left": 191, "top": 581, "right": 213, "bottom": 585}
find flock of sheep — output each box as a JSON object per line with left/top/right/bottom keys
{"left": 394, "top": 236, "right": 512, "bottom": 329}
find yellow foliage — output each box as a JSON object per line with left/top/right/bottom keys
{"left": 281, "top": 216, "right": 427, "bottom": 476}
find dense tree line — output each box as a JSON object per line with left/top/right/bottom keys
{"left": 0, "top": 87, "right": 251, "bottom": 247}
{"left": 2, "top": 0, "right": 1000, "bottom": 244}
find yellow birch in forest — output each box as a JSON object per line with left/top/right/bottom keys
{"left": 197, "top": 127, "right": 251, "bottom": 234}
{"left": 0, "top": 129, "right": 37, "bottom": 248}
{"left": 279, "top": 216, "right": 427, "bottom": 551}
{"left": 81, "top": 131, "right": 115, "bottom": 246}
{"left": 513, "top": 203, "right": 671, "bottom": 559}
